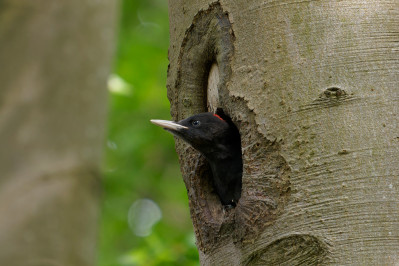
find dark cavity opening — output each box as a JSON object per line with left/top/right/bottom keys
{"left": 171, "top": 2, "right": 240, "bottom": 214}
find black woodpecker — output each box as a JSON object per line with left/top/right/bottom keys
{"left": 150, "top": 109, "right": 242, "bottom": 206}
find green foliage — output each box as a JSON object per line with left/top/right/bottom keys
{"left": 99, "top": 1, "right": 199, "bottom": 265}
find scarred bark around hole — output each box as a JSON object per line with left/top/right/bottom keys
{"left": 168, "top": 0, "right": 399, "bottom": 265}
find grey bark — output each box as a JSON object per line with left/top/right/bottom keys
{"left": 167, "top": 0, "right": 399, "bottom": 265}
{"left": 0, "top": 1, "right": 117, "bottom": 265}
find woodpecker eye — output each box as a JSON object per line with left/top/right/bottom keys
{"left": 192, "top": 120, "right": 201, "bottom": 127}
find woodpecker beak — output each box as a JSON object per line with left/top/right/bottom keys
{"left": 150, "top": 119, "right": 188, "bottom": 131}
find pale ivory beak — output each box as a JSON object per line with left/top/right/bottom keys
{"left": 150, "top": 119, "right": 188, "bottom": 131}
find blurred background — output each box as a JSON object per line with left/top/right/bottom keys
{"left": 100, "top": 0, "right": 199, "bottom": 265}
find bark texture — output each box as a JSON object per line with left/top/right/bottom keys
{"left": 0, "top": 1, "right": 117, "bottom": 265}
{"left": 168, "top": 0, "right": 399, "bottom": 264}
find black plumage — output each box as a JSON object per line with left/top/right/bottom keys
{"left": 151, "top": 109, "right": 242, "bottom": 206}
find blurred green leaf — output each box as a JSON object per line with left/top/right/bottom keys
{"left": 99, "top": 0, "right": 199, "bottom": 265}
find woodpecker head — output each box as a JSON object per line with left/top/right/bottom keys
{"left": 150, "top": 109, "right": 240, "bottom": 159}
{"left": 151, "top": 108, "right": 243, "bottom": 206}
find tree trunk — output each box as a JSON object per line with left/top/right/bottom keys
{"left": 0, "top": 1, "right": 117, "bottom": 265}
{"left": 167, "top": 0, "right": 399, "bottom": 264}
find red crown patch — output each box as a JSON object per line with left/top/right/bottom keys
{"left": 213, "top": 114, "right": 224, "bottom": 121}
